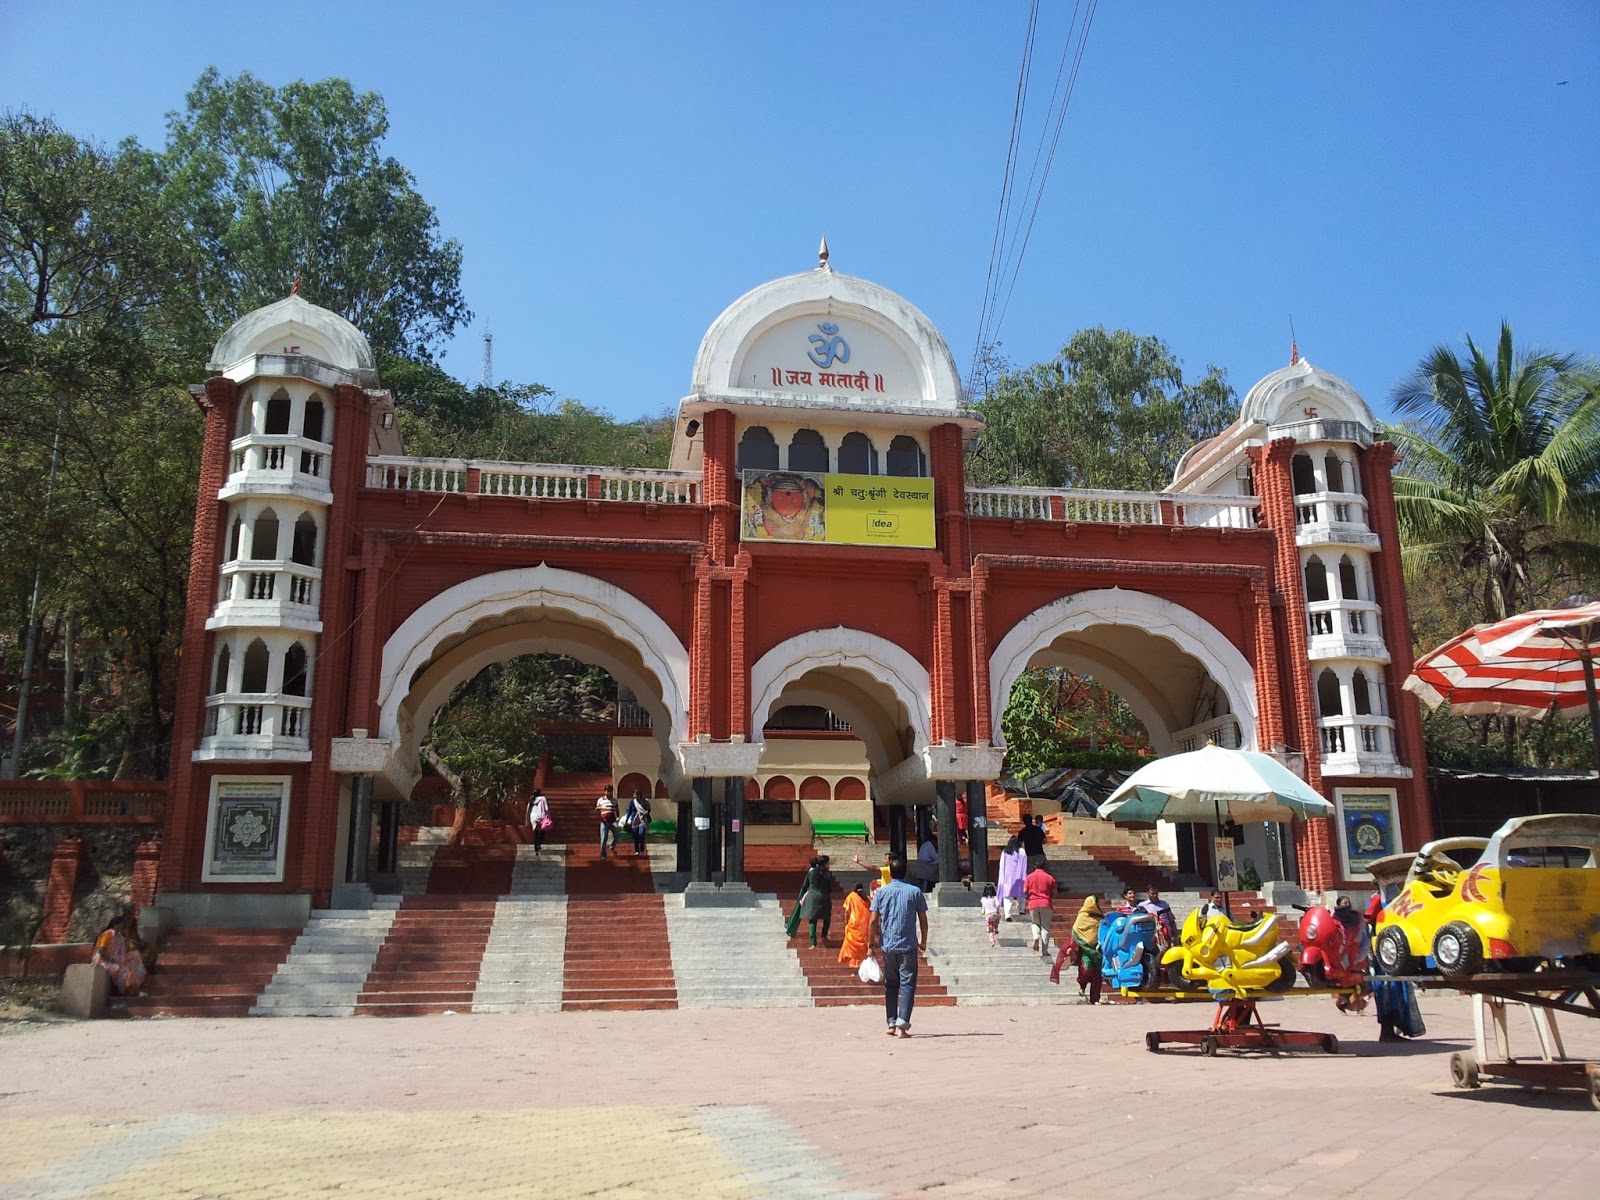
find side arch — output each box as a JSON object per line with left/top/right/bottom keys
{"left": 377, "top": 564, "right": 691, "bottom": 772}
{"left": 988, "top": 588, "right": 1257, "bottom": 752}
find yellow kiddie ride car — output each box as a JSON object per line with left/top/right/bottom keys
{"left": 1373, "top": 814, "right": 1600, "bottom": 981}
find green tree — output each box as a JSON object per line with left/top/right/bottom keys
{"left": 1388, "top": 323, "right": 1600, "bottom": 626}
{"left": 159, "top": 68, "right": 470, "bottom": 360}
{"left": 970, "top": 327, "right": 1237, "bottom": 491}
{"left": 1, "top": 113, "right": 203, "bottom": 776}
{"left": 1000, "top": 668, "right": 1149, "bottom": 778}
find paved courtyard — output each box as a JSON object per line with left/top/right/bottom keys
{"left": 2, "top": 991, "right": 1596, "bottom": 1200}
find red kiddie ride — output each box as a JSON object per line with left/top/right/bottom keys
{"left": 1295, "top": 904, "right": 1369, "bottom": 1004}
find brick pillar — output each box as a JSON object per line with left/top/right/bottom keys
{"left": 129, "top": 838, "right": 161, "bottom": 911}
{"left": 929, "top": 423, "right": 968, "bottom": 567}
{"left": 970, "top": 559, "right": 994, "bottom": 743}
{"left": 1361, "top": 439, "right": 1435, "bottom": 848}
{"left": 1249, "top": 438, "right": 1335, "bottom": 890}
{"left": 38, "top": 836, "right": 87, "bottom": 943}
{"left": 161, "top": 376, "right": 240, "bottom": 894}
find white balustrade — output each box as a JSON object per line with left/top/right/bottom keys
{"left": 365, "top": 457, "right": 702, "bottom": 503}
{"left": 202, "top": 694, "right": 313, "bottom": 744}
{"left": 964, "top": 487, "right": 1056, "bottom": 520}
{"left": 964, "top": 486, "right": 1259, "bottom": 529}
{"left": 217, "top": 561, "right": 320, "bottom": 610}
{"left": 1171, "top": 715, "right": 1243, "bottom": 753}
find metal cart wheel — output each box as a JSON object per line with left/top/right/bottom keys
{"left": 1145, "top": 1032, "right": 1162, "bottom": 1053}
{"left": 1450, "top": 1051, "right": 1481, "bottom": 1090}
{"left": 1323, "top": 1034, "right": 1339, "bottom": 1055}
{"left": 1201, "top": 1035, "right": 1219, "bottom": 1057}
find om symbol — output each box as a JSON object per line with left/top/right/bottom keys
{"left": 807, "top": 321, "right": 850, "bottom": 369}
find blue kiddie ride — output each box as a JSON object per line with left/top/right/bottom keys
{"left": 1099, "top": 909, "right": 1160, "bottom": 990}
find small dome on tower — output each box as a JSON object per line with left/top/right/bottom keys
{"left": 1240, "top": 358, "right": 1376, "bottom": 434}
{"left": 208, "top": 294, "right": 377, "bottom": 379}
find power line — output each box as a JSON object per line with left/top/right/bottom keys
{"left": 970, "top": 0, "right": 1097, "bottom": 390}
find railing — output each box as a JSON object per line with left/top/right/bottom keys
{"left": 616, "top": 702, "right": 653, "bottom": 730}
{"left": 217, "top": 560, "right": 321, "bottom": 609}
{"left": 366, "top": 457, "right": 702, "bottom": 504}
{"left": 1293, "top": 491, "right": 1370, "bottom": 530}
{"left": 965, "top": 486, "right": 1259, "bottom": 529}
{"left": 229, "top": 433, "right": 330, "bottom": 482}
{"left": 1305, "top": 599, "right": 1384, "bottom": 641}
{"left": 0, "top": 780, "right": 166, "bottom": 824}
{"left": 202, "top": 693, "right": 313, "bottom": 743}
{"left": 1318, "top": 715, "right": 1395, "bottom": 759}
{"left": 1171, "top": 715, "right": 1243, "bottom": 754}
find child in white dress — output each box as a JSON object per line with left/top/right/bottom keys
{"left": 980, "top": 884, "right": 1002, "bottom": 948}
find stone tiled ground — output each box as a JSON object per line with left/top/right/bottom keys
{"left": 1, "top": 991, "right": 1596, "bottom": 1199}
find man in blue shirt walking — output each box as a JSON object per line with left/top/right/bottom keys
{"left": 868, "top": 853, "right": 930, "bottom": 1038}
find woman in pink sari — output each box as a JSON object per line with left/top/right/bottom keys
{"left": 90, "top": 910, "right": 146, "bottom": 996}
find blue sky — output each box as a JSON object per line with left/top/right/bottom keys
{"left": 4, "top": 1, "right": 1596, "bottom": 425}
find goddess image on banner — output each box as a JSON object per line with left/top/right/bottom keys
{"left": 742, "top": 471, "right": 827, "bottom": 541}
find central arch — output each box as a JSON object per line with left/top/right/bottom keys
{"left": 988, "top": 588, "right": 1257, "bottom": 753}
{"left": 377, "top": 565, "right": 691, "bottom": 794}
{"left": 748, "top": 629, "right": 931, "bottom": 778}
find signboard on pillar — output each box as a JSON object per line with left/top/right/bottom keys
{"left": 202, "top": 775, "right": 291, "bottom": 882}
{"left": 741, "top": 470, "right": 935, "bottom": 548}
{"left": 1334, "top": 787, "right": 1401, "bottom": 879}
{"left": 1213, "top": 837, "right": 1238, "bottom": 890}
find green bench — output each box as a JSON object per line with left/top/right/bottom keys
{"left": 811, "top": 820, "right": 871, "bottom": 842}
{"left": 648, "top": 819, "right": 676, "bottom": 837}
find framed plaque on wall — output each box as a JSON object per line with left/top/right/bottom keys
{"left": 201, "top": 775, "right": 291, "bottom": 883}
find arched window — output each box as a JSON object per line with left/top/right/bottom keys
{"left": 763, "top": 775, "right": 796, "bottom": 801}
{"left": 282, "top": 643, "right": 309, "bottom": 697}
{"left": 838, "top": 432, "right": 878, "bottom": 475}
{"left": 1291, "top": 454, "right": 1317, "bottom": 495}
{"left": 236, "top": 397, "right": 254, "bottom": 437}
{"left": 264, "top": 389, "right": 292, "bottom": 435}
{"left": 241, "top": 639, "right": 271, "bottom": 693}
{"left": 1303, "top": 556, "right": 1330, "bottom": 602}
{"left": 291, "top": 514, "right": 318, "bottom": 566}
{"left": 736, "top": 426, "right": 779, "bottom": 473}
{"left": 1338, "top": 555, "right": 1360, "bottom": 600}
{"left": 1317, "top": 668, "right": 1343, "bottom": 717}
{"left": 302, "top": 398, "right": 326, "bottom": 443}
{"left": 250, "top": 509, "right": 280, "bottom": 560}
{"left": 799, "top": 776, "right": 832, "bottom": 800}
{"left": 788, "top": 429, "right": 829, "bottom": 473}
{"left": 1324, "top": 453, "right": 1345, "bottom": 493}
{"left": 212, "top": 645, "right": 231, "bottom": 694}
{"left": 835, "top": 777, "right": 868, "bottom": 802}
{"left": 228, "top": 516, "right": 244, "bottom": 561}
{"left": 886, "top": 435, "right": 926, "bottom": 477}
{"left": 1352, "top": 669, "right": 1372, "bottom": 716}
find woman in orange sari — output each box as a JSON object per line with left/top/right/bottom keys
{"left": 91, "top": 910, "right": 147, "bottom": 996}
{"left": 837, "top": 884, "right": 872, "bottom": 970}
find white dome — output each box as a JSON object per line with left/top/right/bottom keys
{"left": 689, "top": 267, "right": 966, "bottom": 413}
{"left": 1240, "top": 358, "right": 1376, "bottom": 433}
{"left": 209, "top": 294, "right": 376, "bottom": 377}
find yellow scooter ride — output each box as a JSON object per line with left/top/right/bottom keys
{"left": 1162, "top": 907, "right": 1297, "bottom": 994}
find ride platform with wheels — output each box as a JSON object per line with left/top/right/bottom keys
{"left": 1129, "top": 988, "right": 1359, "bottom": 1055}
{"left": 1403, "top": 969, "right": 1600, "bottom": 1110}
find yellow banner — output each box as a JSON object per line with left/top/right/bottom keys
{"left": 740, "top": 470, "right": 935, "bottom": 548}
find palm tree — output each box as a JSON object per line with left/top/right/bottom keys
{"left": 1387, "top": 323, "right": 1600, "bottom": 626}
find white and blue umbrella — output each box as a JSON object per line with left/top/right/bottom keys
{"left": 1098, "top": 744, "right": 1333, "bottom": 825}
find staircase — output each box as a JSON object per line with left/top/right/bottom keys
{"left": 663, "top": 896, "right": 811, "bottom": 1009}
{"left": 252, "top": 900, "right": 401, "bottom": 1017}
{"left": 560, "top": 892, "right": 678, "bottom": 1011}
{"left": 354, "top": 896, "right": 498, "bottom": 1015}
{"left": 537, "top": 770, "right": 613, "bottom": 850}
{"left": 924, "top": 907, "right": 1078, "bottom": 1006}
{"left": 109, "top": 928, "right": 298, "bottom": 1018}
{"left": 471, "top": 846, "right": 568, "bottom": 1013}
{"left": 786, "top": 934, "right": 955, "bottom": 1009}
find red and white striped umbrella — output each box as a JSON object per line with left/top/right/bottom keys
{"left": 1403, "top": 597, "right": 1600, "bottom": 770}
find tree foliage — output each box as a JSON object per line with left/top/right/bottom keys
{"left": 970, "top": 327, "right": 1237, "bottom": 491}
{"left": 1000, "top": 668, "right": 1149, "bottom": 779}
{"left": 159, "top": 68, "right": 470, "bottom": 360}
{"left": 1388, "top": 323, "right": 1600, "bottom": 625}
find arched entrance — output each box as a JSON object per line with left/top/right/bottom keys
{"left": 377, "top": 565, "right": 690, "bottom": 801}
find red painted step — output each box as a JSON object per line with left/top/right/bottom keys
{"left": 560, "top": 893, "right": 677, "bottom": 1011}
{"left": 426, "top": 845, "right": 516, "bottom": 895}
{"left": 786, "top": 938, "right": 955, "bottom": 1009}
{"left": 355, "top": 896, "right": 497, "bottom": 1016}
{"left": 563, "top": 841, "right": 656, "bottom": 895}
{"left": 744, "top": 843, "right": 818, "bottom": 900}
{"left": 109, "top": 927, "right": 299, "bottom": 1019}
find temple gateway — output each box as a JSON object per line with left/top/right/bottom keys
{"left": 156, "top": 255, "right": 1428, "bottom": 929}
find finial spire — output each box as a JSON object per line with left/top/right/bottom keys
{"left": 291, "top": 272, "right": 302, "bottom": 296}
{"left": 818, "top": 236, "right": 830, "bottom": 270}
